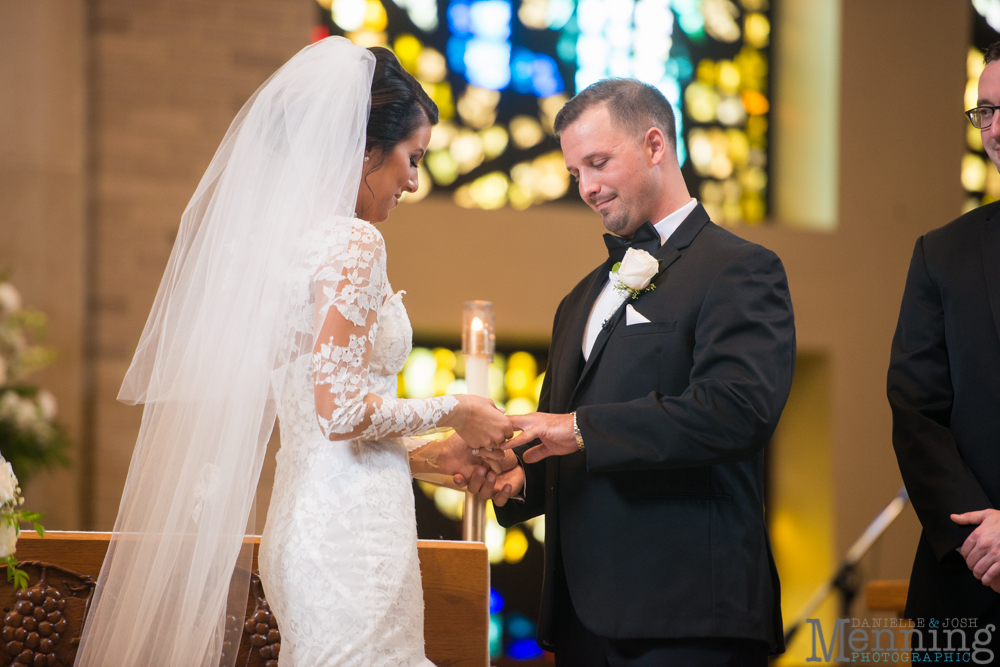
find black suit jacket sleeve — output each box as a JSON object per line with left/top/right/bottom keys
{"left": 888, "top": 236, "right": 993, "bottom": 562}
{"left": 578, "top": 244, "right": 794, "bottom": 471}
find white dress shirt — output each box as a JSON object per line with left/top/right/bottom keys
{"left": 581, "top": 198, "right": 698, "bottom": 360}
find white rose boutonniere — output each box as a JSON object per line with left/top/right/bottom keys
{"left": 612, "top": 248, "right": 660, "bottom": 299}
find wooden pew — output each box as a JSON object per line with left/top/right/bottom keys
{"left": 865, "top": 580, "right": 909, "bottom": 616}
{"left": 7, "top": 532, "right": 488, "bottom": 666}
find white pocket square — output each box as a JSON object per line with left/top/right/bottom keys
{"left": 625, "top": 304, "right": 651, "bottom": 325}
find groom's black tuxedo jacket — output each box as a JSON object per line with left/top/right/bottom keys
{"left": 888, "top": 202, "right": 1000, "bottom": 620}
{"left": 495, "top": 204, "right": 795, "bottom": 652}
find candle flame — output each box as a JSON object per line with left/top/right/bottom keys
{"left": 471, "top": 316, "right": 484, "bottom": 331}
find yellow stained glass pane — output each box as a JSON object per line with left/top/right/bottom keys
{"left": 433, "top": 348, "right": 457, "bottom": 371}
{"left": 744, "top": 13, "right": 769, "bottom": 48}
{"left": 480, "top": 125, "right": 509, "bottom": 160}
{"left": 416, "top": 47, "right": 446, "bottom": 83}
{"left": 986, "top": 160, "right": 1000, "bottom": 199}
{"left": 962, "top": 152, "right": 988, "bottom": 192}
{"left": 969, "top": 47, "right": 986, "bottom": 82}
{"left": 685, "top": 82, "right": 719, "bottom": 123}
{"left": 696, "top": 59, "right": 718, "bottom": 86}
{"left": 741, "top": 90, "right": 769, "bottom": 115}
{"left": 503, "top": 527, "right": 529, "bottom": 564}
{"left": 717, "top": 60, "right": 741, "bottom": 94}
{"left": 725, "top": 129, "right": 750, "bottom": 165}
{"left": 966, "top": 79, "right": 980, "bottom": 112}
{"left": 363, "top": 0, "right": 388, "bottom": 31}
{"left": 509, "top": 115, "right": 545, "bottom": 149}
{"left": 968, "top": 124, "right": 984, "bottom": 152}
{"left": 426, "top": 150, "right": 459, "bottom": 186}
{"left": 450, "top": 129, "right": 485, "bottom": 173}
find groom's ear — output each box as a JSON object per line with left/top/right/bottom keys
{"left": 644, "top": 127, "right": 669, "bottom": 166}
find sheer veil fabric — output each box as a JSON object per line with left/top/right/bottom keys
{"left": 75, "top": 38, "right": 375, "bottom": 667}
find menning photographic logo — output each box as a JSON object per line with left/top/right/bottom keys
{"left": 806, "top": 617, "right": 995, "bottom": 664}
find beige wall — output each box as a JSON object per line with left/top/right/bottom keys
{"left": 0, "top": 0, "right": 87, "bottom": 528}
{"left": 0, "top": 0, "right": 975, "bottom": 633}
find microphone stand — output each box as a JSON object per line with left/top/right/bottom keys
{"left": 782, "top": 486, "right": 910, "bottom": 647}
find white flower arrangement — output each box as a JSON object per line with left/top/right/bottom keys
{"left": 0, "top": 454, "right": 44, "bottom": 590}
{"left": 0, "top": 279, "right": 69, "bottom": 485}
{"left": 611, "top": 248, "right": 660, "bottom": 300}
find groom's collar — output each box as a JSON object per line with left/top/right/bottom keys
{"left": 651, "top": 198, "right": 698, "bottom": 246}
{"left": 659, "top": 201, "right": 711, "bottom": 253}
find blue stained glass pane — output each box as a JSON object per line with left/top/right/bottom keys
{"left": 532, "top": 54, "right": 564, "bottom": 96}
{"left": 556, "top": 31, "right": 577, "bottom": 63}
{"left": 447, "top": 36, "right": 470, "bottom": 74}
{"left": 511, "top": 49, "right": 565, "bottom": 97}
{"left": 448, "top": 1, "right": 472, "bottom": 35}
{"left": 506, "top": 612, "right": 537, "bottom": 639}
{"left": 547, "top": 0, "right": 576, "bottom": 30}
{"left": 507, "top": 637, "right": 545, "bottom": 659}
{"left": 489, "top": 615, "right": 503, "bottom": 657}
{"left": 511, "top": 48, "right": 536, "bottom": 94}
{"left": 469, "top": 0, "right": 512, "bottom": 41}
{"left": 664, "top": 56, "right": 693, "bottom": 84}
{"left": 489, "top": 587, "right": 505, "bottom": 615}
{"left": 465, "top": 39, "right": 512, "bottom": 89}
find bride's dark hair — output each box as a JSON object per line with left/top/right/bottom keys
{"left": 365, "top": 46, "right": 438, "bottom": 169}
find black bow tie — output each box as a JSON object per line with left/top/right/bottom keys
{"left": 603, "top": 221, "right": 661, "bottom": 264}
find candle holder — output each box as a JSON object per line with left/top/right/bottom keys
{"left": 462, "top": 301, "right": 495, "bottom": 358}
{"left": 461, "top": 301, "right": 494, "bottom": 543}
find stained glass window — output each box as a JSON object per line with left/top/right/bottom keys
{"left": 964, "top": 2, "right": 1000, "bottom": 212}
{"left": 314, "top": 0, "right": 772, "bottom": 223}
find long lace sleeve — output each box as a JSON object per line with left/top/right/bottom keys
{"left": 312, "top": 221, "right": 458, "bottom": 440}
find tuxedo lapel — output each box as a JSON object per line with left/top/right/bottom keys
{"left": 550, "top": 264, "right": 611, "bottom": 413}
{"left": 981, "top": 215, "right": 1000, "bottom": 344}
{"left": 566, "top": 204, "right": 712, "bottom": 408}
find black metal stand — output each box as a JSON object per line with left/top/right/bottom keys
{"left": 783, "top": 486, "right": 910, "bottom": 647}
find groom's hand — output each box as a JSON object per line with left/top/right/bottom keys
{"left": 500, "top": 412, "right": 577, "bottom": 463}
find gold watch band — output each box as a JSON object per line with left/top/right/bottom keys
{"left": 572, "top": 411, "right": 585, "bottom": 451}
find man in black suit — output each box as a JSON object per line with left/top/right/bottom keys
{"left": 462, "top": 79, "right": 795, "bottom": 665}
{"left": 888, "top": 42, "right": 1000, "bottom": 653}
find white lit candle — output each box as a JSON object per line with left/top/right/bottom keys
{"left": 461, "top": 302, "right": 495, "bottom": 542}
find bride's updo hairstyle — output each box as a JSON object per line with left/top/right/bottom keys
{"left": 364, "top": 46, "right": 439, "bottom": 173}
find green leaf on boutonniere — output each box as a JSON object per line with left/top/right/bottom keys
{"left": 611, "top": 262, "right": 621, "bottom": 273}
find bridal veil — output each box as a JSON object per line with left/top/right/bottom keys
{"left": 75, "top": 38, "right": 374, "bottom": 667}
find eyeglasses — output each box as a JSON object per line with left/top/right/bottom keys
{"left": 966, "top": 105, "right": 1000, "bottom": 129}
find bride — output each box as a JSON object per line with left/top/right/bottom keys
{"left": 75, "top": 38, "right": 513, "bottom": 666}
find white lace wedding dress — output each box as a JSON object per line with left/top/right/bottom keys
{"left": 259, "top": 218, "right": 457, "bottom": 666}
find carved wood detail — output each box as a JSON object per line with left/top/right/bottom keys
{"left": 0, "top": 561, "right": 95, "bottom": 667}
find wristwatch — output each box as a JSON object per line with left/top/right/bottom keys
{"left": 572, "top": 411, "right": 585, "bottom": 451}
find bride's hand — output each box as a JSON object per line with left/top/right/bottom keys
{"left": 445, "top": 395, "right": 513, "bottom": 452}
{"left": 434, "top": 433, "right": 505, "bottom": 477}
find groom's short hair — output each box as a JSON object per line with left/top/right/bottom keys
{"left": 553, "top": 78, "right": 677, "bottom": 150}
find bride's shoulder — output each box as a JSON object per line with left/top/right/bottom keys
{"left": 322, "top": 216, "right": 385, "bottom": 250}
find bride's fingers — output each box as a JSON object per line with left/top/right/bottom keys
{"left": 484, "top": 458, "right": 503, "bottom": 475}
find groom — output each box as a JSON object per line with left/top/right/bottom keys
{"left": 468, "top": 79, "right": 796, "bottom": 665}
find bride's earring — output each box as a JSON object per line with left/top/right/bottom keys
{"left": 364, "top": 156, "right": 370, "bottom": 162}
